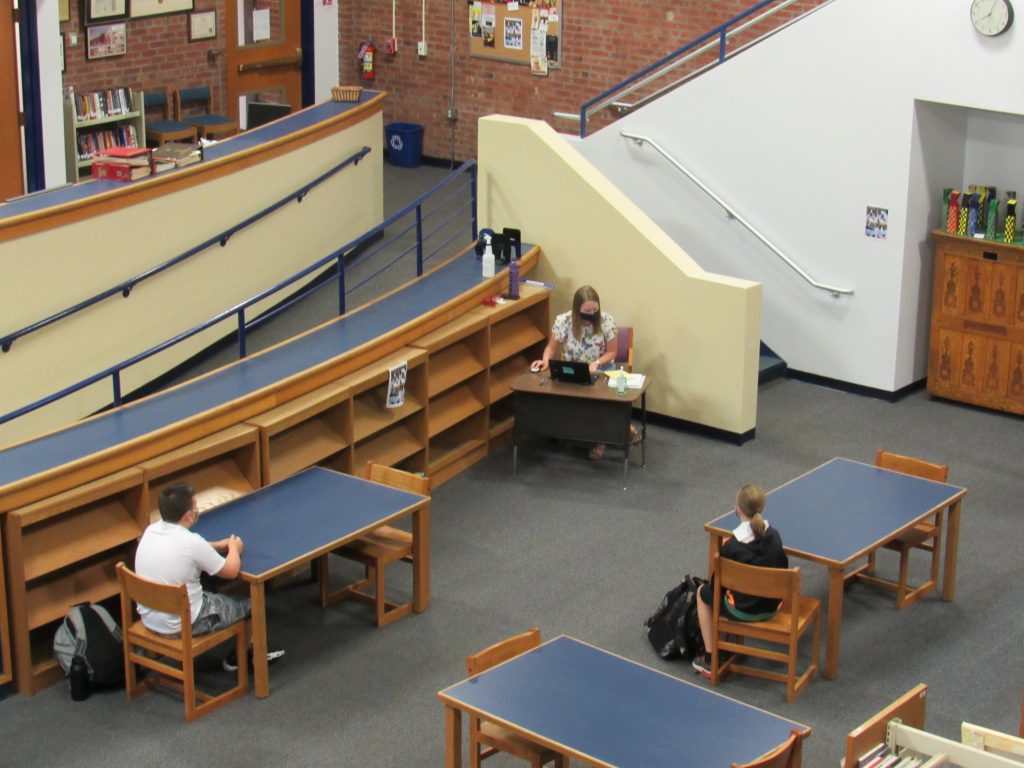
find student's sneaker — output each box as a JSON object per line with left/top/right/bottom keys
{"left": 691, "top": 652, "right": 712, "bottom": 679}
{"left": 223, "top": 647, "right": 286, "bottom": 672}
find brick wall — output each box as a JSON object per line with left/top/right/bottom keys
{"left": 341, "top": 0, "right": 828, "bottom": 161}
{"left": 58, "top": 1, "right": 827, "bottom": 161}
{"left": 61, "top": 1, "right": 228, "bottom": 121}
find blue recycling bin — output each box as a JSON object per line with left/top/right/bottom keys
{"left": 385, "top": 122, "right": 424, "bottom": 168}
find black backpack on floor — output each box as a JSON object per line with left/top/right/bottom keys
{"left": 53, "top": 603, "right": 125, "bottom": 688}
{"left": 644, "top": 575, "right": 706, "bottom": 661}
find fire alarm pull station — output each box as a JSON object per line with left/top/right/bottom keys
{"left": 385, "top": 37, "right": 397, "bottom": 54}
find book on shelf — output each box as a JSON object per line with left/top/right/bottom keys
{"left": 152, "top": 142, "right": 202, "bottom": 167}
{"left": 72, "top": 87, "right": 134, "bottom": 123}
{"left": 98, "top": 146, "right": 152, "bottom": 167}
{"left": 76, "top": 124, "right": 140, "bottom": 161}
{"left": 91, "top": 160, "right": 150, "bottom": 182}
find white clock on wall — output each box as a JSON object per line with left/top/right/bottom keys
{"left": 971, "top": 0, "right": 1014, "bottom": 36}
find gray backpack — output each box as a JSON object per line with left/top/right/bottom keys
{"left": 53, "top": 603, "right": 125, "bottom": 687}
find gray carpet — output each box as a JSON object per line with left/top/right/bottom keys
{"left": 2, "top": 165, "right": 1021, "bottom": 767}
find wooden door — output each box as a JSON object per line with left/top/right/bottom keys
{"left": 0, "top": 0, "right": 24, "bottom": 198}
{"left": 225, "top": 1, "right": 303, "bottom": 128}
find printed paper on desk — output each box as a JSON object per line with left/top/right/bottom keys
{"left": 604, "top": 371, "right": 645, "bottom": 389}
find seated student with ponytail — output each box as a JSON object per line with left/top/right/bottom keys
{"left": 691, "top": 484, "right": 788, "bottom": 678}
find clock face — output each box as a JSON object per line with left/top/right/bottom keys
{"left": 971, "top": 0, "right": 1014, "bottom": 36}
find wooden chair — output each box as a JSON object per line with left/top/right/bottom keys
{"left": 176, "top": 86, "right": 237, "bottom": 140}
{"left": 116, "top": 562, "right": 249, "bottom": 722}
{"left": 613, "top": 325, "right": 634, "bottom": 371}
{"left": 318, "top": 462, "right": 430, "bottom": 627}
{"left": 465, "top": 628, "right": 566, "bottom": 768}
{"left": 143, "top": 91, "right": 197, "bottom": 146}
{"left": 731, "top": 730, "right": 803, "bottom": 768}
{"left": 856, "top": 449, "right": 949, "bottom": 610}
{"left": 711, "top": 553, "right": 821, "bottom": 702}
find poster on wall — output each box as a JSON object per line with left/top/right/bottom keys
{"left": 865, "top": 206, "right": 888, "bottom": 239}
{"left": 86, "top": 22, "right": 127, "bottom": 59}
{"left": 131, "top": 0, "right": 194, "bottom": 18}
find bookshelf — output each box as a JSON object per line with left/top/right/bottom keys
{"left": 246, "top": 380, "right": 353, "bottom": 485}
{"left": 845, "top": 684, "right": 1023, "bottom": 767}
{"left": 411, "top": 314, "right": 490, "bottom": 484}
{"left": 63, "top": 87, "right": 146, "bottom": 182}
{"left": 336, "top": 348, "right": 428, "bottom": 476}
{"left": 137, "top": 424, "right": 261, "bottom": 521}
{"left": 470, "top": 284, "right": 551, "bottom": 446}
{"left": 3, "top": 468, "right": 145, "bottom": 694}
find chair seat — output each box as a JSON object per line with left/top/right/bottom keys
{"left": 127, "top": 618, "right": 238, "bottom": 658}
{"left": 883, "top": 521, "right": 938, "bottom": 552}
{"left": 183, "top": 114, "right": 237, "bottom": 139}
{"left": 336, "top": 525, "right": 412, "bottom": 564}
{"left": 718, "top": 595, "right": 821, "bottom": 644}
{"left": 478, "top": 720, "right": 563, "bottom": 763}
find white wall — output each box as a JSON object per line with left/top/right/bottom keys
{"left": 36, "top": 0, "right": 66, "bottom": 187}
{"left": 313, "top": 0, "right": 340, "bottom": 102}
{"left": 574, "top": 0, "right": 1024, "bottom": 391}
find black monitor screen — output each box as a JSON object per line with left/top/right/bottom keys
{"left": 246, "top": 102, "right": 291, "bottom": 130}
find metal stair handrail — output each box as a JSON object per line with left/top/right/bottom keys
{"left": 621, "top": 131, "right": 852, "bottom": 299}
{"left": 0, "top": 145, "right": 372, "bottom": 354}
{"left": 557, "top": 0, "right": 835, "bottom": 137}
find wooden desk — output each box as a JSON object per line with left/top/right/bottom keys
{"left": 438, "top": 635, "right": 809, "bottom": 767}
{"left": 510, "top": 371, "right": 648, "bottom": 486}
{"left": 193, "top": 467, "right": 429, "bottom": 698}
{"left": 705, "top": 458, "right": 966, "bottom": 680}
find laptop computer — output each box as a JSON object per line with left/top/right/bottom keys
{"left": 549, "top": 359, "right": 599, "bottom": 385}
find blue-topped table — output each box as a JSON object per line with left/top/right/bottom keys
{"left": 705, "top": 458, "right": 966, "bottom": 679}
{"left": 438, "top": 635, "right": 809, "bottom": 767}
{"left": 192, "top": 466, "right": 429, "bottom": 698}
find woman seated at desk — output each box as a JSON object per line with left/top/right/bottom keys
{"left": 532, "top": 284, "right": 637, "bottom": 460}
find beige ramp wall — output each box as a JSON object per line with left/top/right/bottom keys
{"left": 477, "top": 115, "right": 760, "bottom": 435}
{"left": 0, "top": 108, "right": 383, "bottom": 449}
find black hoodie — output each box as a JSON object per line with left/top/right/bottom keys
{"left": 721, "top": 525, "right": 788, "bottom": 615}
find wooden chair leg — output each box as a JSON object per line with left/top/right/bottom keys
{"left": 469, "top": 716, "right": 483, "bottom": 768}
{"left": 373, "top": 563, "right": 386, "bottom": 626}
{"left": 895, "top": 545, "right": 912, "bottom": 610}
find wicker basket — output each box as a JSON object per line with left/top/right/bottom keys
{"left": 331, "top": 85, "right": 363, "bottom": 103}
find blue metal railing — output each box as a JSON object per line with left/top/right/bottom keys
{"left": 0, "top": 146, "right": 372, "bottom": 354}
{"left": 578, "top": 0, "right": 804, "bottom": 137}
{"left": 0, "top": 161, "right": 478, "bottom": 427}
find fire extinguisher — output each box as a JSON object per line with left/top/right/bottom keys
{"left": 361, "top": 42, "right": 376, "bottom": 80}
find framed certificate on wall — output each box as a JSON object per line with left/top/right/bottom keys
{"left": 85, "top": 0, "right": 128, "bottom": 24}
{"left": 131, "top": 0, "right": 194, "bottom": 18}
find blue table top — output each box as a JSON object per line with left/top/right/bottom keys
{"left": 0, "top": 246, "right": 511, "bottom": 490}
{"left": 191, "top": 467, "right": 425, "bottom": 577}
{"left": 439, "top": 636, "right": 807, "bottom": 768}
{"left": 0, "top": 95, "right": 382, "bottom": 221}
{"left": 708, "top": 458, "right": 965, "bottom": 565}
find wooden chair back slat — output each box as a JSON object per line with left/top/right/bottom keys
{"left": 366, "top": 462, "right": 431, "bottom": 496}
{"left": 119, "top": 562, "right": 190, "bottom": 616}
{"left": 875, "top": 449, "right": 949, "bottom": 482}
{"left": 731, "top": 730, "right": 801, "bottom": 768}
{"left": 466, "top": 628, "right": 541, "bottom": 677}
{"left": 718, "top": 555, "right": 800, "bottom": 604}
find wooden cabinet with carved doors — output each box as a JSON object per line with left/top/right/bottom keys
{"left": 929, "top": 231, "right": 1024, "bottom": 414}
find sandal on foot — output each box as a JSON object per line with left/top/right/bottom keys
{"left": 587, "top": 443, "right": 606, "bottom": 461}
{"left": 629, "top": 425, "right": 643, "bottom": 445}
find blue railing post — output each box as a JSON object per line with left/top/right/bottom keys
{"left": 237, "top": 309, "right": 247, "bottom": 358}
{"left": 719, "top": 28, "right": 727, "bottom": 62}
{"left": 415, "top": 204, "right": 424, "bottom": 276}
{"left": 112, "top": 370, "right": 122, "bottom": 407}
{"left": 470, "top": 163, "right": 479, "bottom": 240}
{"left": 337, "top": 252, "right": 346, "bottom": 315}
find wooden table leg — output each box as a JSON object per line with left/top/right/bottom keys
{"left": 824, "top": 567, "right": 844, "bottom": 680}
{"left": 941, "top": 499, "right": 962, "bottom": 601}
{"left": 413, "top": 502, "right": 431, "bottom": 613}
{"left": 250, "top": 581, "right": 270, "bottom": 698}
{"left": 444, "top": 704, "right": 463, "bottom": 768}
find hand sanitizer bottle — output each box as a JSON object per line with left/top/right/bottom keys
{"left": 482, "top": 234, "right": 495, "bottom": 278}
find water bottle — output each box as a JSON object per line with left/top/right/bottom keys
{"left": 616, "top": 366, "right": 628, "bottom": 396}
{"left": 482, "top": 238, "right": 495, "bottom": 278}
{"left": 508, "top": 260, "right": 519, "bottom": 299}
{"left": 69, "top": 655, "right": 90, "bottom": 701}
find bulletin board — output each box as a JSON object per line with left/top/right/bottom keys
{"left": 469, "top": 0, "right": 562, "bottom": 74}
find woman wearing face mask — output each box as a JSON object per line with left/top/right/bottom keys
{"left": 532, "top": 284, "right": 638, "bottom": 459}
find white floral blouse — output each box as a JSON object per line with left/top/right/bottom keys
{"left": 551, "top": 310, "right": 617, "bottom": 364}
